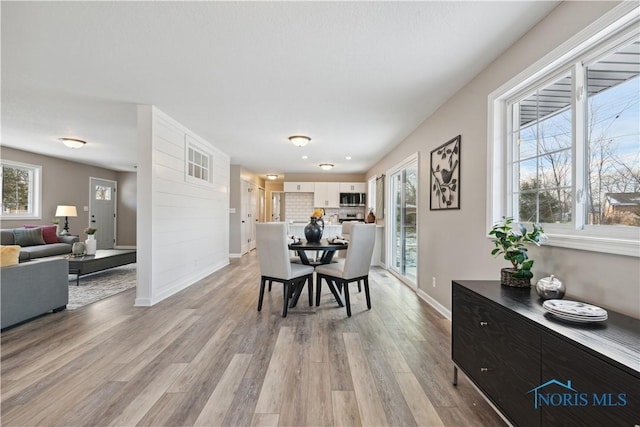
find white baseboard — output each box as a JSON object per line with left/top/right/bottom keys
{"left": 417, "top": 288, "right": 451, "bottom": 320}
{"left": 134, "top": 260, "right": 229, "bottom": 307}
{"left": 134, "top": 297, "right": 151, "bottom": 306}
{"left": 229, "top": 253, "right": 242, "bottom": 258}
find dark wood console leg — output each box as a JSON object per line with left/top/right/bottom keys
{"left": 453, "top": 365, "right": 458, "bottom": 386}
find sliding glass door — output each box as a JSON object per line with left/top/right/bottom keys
{"left": 388, "top": 155, "right": 418, "bottom": 287}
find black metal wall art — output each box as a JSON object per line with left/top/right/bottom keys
{"left": 430, "top": 135, "right": 460, "bottom": 210}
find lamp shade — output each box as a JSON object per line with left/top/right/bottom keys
{"left": 55, "top": 205, "right": 78, "bottom": 217}
{"left": 319, "top": 163, "right": 334, "bottom": 171}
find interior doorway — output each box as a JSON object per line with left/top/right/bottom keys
{"left": 271, "top": 191, "right": 284, "bottom": 222}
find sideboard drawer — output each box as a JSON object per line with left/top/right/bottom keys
{"left": 452, "top": 283, "right": 540, "bottom": 427}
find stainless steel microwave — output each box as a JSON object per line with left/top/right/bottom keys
{"left": 340, "top": 193, "right": 366, "bottom": 206}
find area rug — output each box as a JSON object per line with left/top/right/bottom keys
{"left": 67, "top": 264, "right": 136, "bottom": 310}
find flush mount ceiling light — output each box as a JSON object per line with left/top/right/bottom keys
{"left": 319, "top": 163, "right": 334, "bottom": 171}
{"left": 266, "top": 174, "right": 278, "bottom": 180}
{"left": 289, "top": 135, "right": 310, "bottom": 147}
{"left": 59, "top": 138, "right": 86, "bottom": 149}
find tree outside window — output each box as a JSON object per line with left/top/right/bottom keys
{"left": 1, "top": 161, "right": 41, "bottom": 218}
{"left": 510, "top": 37, "right": 639, "bottom": 229}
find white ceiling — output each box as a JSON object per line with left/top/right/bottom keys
{"left": 2, "top": 1, "right": 558, "bottom": 177}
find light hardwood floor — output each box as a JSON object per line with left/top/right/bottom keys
{"left": 1, "top": 252, "right": 505, "bottom": 427}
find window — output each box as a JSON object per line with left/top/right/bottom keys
{"left": 367, "top": 176, "right": 376, "bottom": 212}
{"left": 95, "top": 185, "right": 112, "bottom": 201}
{"left": 185, "top": 136, "right": 213, "bottom": 185}
{"left": 1, "top": 160, "right": 42, "bottom": 219}
{"left": 489, "top": 4, "right": 639, "bottom": 256}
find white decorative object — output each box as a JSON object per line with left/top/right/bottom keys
{"left": 85, "top": 234, "right": 97, "bottom": 255}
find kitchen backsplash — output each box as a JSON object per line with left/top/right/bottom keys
{"left": 284, "top": 193, "right": 365, "bottom": 222}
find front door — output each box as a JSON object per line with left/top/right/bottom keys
{"left": 89, "top": 177, "right": 116, "bottom": 249}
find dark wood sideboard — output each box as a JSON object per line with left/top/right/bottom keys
{"left": 451, "top": 280, "right": 640, "bottom": 426}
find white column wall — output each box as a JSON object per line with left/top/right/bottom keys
{"left": 136, "top": 105, "right": 230, "bottom": 306}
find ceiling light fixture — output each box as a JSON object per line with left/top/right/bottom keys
{"left": 289, "top": 135, "right": 310, "bottom": 147}
{"left": 302, "top": 155, "right": 308, "bottom": 160}
{"left": 59, "top": 138, "right": 86, "bottom": 149}
{"left": 266, "top": 174, "right": 278, "bottom": 180}
{"left": 319, "top": 163, "right": 334, "bottom": 171}
{"left": 345, "top": 156, "right": 352, "bottom": 160}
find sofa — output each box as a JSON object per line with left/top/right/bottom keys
{"left": 0, "top": 226, "right": 76, "bottom": 329}
{"left": 1, "top": 226, "right": 78, "bottom": 261}
{"left": 1, "top": 257, "right": 69, "bottom": 329}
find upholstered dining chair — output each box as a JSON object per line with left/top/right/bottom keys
{"left": 315, "top": 223, "right": 376, "bottom": 317}
{"left": 256, "top": 223, "right": 315, "bottom": 317}
{"left": 337, "top": 221, "right": 356, "bottom": 257}
{"left": 336, "top": 221, "right": 361, "bottom": 291}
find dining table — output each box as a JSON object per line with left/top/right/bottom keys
{"left": 288, "top": 238, "right": 348, "bottom": 266}
{"left": 288, "top": 238, "right": 348, "bottom": 308}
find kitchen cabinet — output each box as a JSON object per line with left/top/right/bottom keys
{"left": 452, "top": 280, "right": 640, "bottom": 426}
{"left": 339, "top": 182, "right": 366, "bottom": 193}
{"left": 284, "top": 182, "right": 314, "bottom": 193}
{"left": 314, "top": 182, "right": 340, "bottom": 208}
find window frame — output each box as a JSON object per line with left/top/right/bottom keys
{"left": 0, "top": 159, "right": 42, "bottom": 220}
{"left": 487, "top": 3, "right": 639, "bottom": 257}
{"left": 185, "top": 135, "right": 213, "bottom": 186}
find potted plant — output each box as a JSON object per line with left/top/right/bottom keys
{"left": 489, "top": 216, "right": 545, "bottom": 287}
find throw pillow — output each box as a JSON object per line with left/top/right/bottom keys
{"left": 13, "top": 227, "right": 45, "bottom": 247}
{"left": 0, "top": 245, "right": 21, "bottom": 267}
{"left": 24, "top": 224, "right": 59, "bottom": 244}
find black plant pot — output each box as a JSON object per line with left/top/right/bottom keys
{"left": 304, "top": 217, "right": 323, "bottom": 243}
{"left": 500, "top": 267, "right": 531, "bottom": 288}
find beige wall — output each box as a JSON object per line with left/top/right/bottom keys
{"left": 229, "top": 165, "right": 242, "bottom": 255}
{"left": 368, "top": 1, "right": 639, "bottom": 318}
{"left": 116, "top": 171, "right": 137, "bottom": 246}
{"left": 1, "top": 147, "right": 136, "bottom": 247}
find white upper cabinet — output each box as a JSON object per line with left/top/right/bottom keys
{"left": 284, "top": 182, "right": 315, "bottom": 193}
{"left": 339, "top": 182, "right": 366, "bottom": 193}
{"left": 314, "top": 182, "right": 340, "bottom": 208}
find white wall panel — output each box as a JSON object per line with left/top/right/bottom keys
{"left": 136, "top": 105, "right": 230, "bottom": 306}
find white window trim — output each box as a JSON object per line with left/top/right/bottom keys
{"left": 487, "top": 3, "right": 640, "bottom": 257}
{"left": 184, "top": 134, "right": 214, "bottom": 186}
{"left": 0, "top": 159, "right": 42, "bottom": 220}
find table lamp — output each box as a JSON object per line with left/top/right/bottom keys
{"left": 55, "top": 205, "right": 77, "bottom": 235}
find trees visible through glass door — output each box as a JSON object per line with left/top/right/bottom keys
{"left": 390, "top": 161, "right": 417, "bottom": 285}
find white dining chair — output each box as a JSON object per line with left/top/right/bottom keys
{"left": 336, "top": 221, "right": 356, "bottom": 257}
{"left": 336, "top": 220, "right": 361, "bottom": 291}
{"left": 315, "top": 223, "right": 376, "bottom": 317}
{"left": 256, "top": 223, "right": 315, "bottom": 317}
